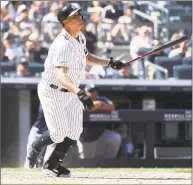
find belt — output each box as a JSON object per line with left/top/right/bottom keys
{"left": 50, "top": 84, "right": 70, "bottom": 92}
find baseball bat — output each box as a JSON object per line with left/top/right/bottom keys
{"left": 124, "top": 35, "right": 188, "bottom": 66}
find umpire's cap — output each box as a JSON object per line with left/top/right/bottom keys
{"left": 57, "top": 4, "right": 82, "bottom": 25}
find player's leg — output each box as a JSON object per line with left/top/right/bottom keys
{"left": 95, "top": 129, "right": 122, "bottom": 158}
{"left": 27, "top": 87, "right": 69, "bottom": 168}
{"left": 27, "top": 130, "right": 54, "bottom": 168}
{"left": 76, "top": 139, "right": 85, "bottom": 159}
{"left": 43, "top": 143, "right": 56, "bottom": 164}
{"left": 24, "top": 126, "right": 42, "bottom": 168}
{"left": 36, "top": 146, "right": 47, "bottom": 168}
{"left": 42, "top": 97, "right": 83, "bottom": 177}
{"left": 67, "top": 96, "right": 84, "bottom": 140}
{"left": 42, "top": 137, "right": 75, "bottom": 177}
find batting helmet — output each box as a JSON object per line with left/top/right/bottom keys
{"left": 57, "top": 4, "right": 82, "bottom": 25}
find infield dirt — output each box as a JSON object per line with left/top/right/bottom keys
{"left": 1, "top": 168, "right": 191, "bottom": 184}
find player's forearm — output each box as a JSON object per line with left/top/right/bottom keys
{"left": 58, "top": 76, "right": 80, "bottom": 94}
{"left": 55, "top": 68, "right": 80, "bottom": 94}
{"left": 86, "top": 53, "right": 110, "bottom": 66}
{"left": 99, "top": 103, "right": 115, "bottom": 111}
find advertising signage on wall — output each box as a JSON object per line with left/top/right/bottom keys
{"left": 164, "top": 110, "right": 192, "bottom": 121}
{"left": 84, "top": 110, "right": 192, "bottom": 122}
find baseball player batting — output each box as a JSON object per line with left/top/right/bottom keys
{"left": 27, "top": 4, "right": 125, "bottom": 177}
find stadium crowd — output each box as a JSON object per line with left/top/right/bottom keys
{"left": 1, "top": 0, "right": 192, "bottom": 80}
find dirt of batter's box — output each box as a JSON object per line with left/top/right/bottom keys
{"left": 1, "top": 170, "right": 191, "bottom": 184}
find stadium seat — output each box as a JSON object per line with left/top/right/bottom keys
{"left": 28, "top": 63, "right": 44, "bottom": 76}
{"left": 1, "top": 62, "right": 16, "bottom": 76}
{"left": 173, "top": 64, "right": 192, "bottom": 79}
{"left": 183, "top": 58, "right": 192, "bottom": 65}
{"left": 154, "top": 56, "right": 183, "bottom": 79}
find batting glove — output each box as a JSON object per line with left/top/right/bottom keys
{"left": 108, "top": 57, "right": 125, "bottom": 70}
{"left": 77, "top": 90, "right": 94, "bottom": 110}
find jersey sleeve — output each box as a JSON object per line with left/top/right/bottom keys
{"left": 53, "top": 42, "right": 74, "bottom": 68}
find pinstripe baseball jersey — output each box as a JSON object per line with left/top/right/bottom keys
{"left": 37, "top": 28, "right": 88, "bottom": 142}
{"left": 41, "top": 28, "right": 88, "bottom": 88}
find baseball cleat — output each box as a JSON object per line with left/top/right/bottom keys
{"left": 42, "top": 165, "right": 71, "bottom": 177}
{"left": 27, "top": 145, "right": 39, "bottom": 168}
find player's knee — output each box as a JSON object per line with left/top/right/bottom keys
{"left": 52, "top": 136, "right": 64, "bottom": 143}
{"left": 107, "top": 132, "right": 121, "bottom": 147}
{"left": 102, "top": 130, "right": 122, "bottom": 158}
{"left": 50, "top": 132, "right": 65, "bottom": 143}
{"left": 68, "top": 127, "right": 83, "bottom": 140}
{"left": 106, "top": 131, "right": 122, "bottom": 149}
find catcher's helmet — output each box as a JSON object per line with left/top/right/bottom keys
{"left": 57, "top": 4, "right": 82, "bottom": 25}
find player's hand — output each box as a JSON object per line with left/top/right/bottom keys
{"left": 108, "top": 57, "right": 125, "bottom": 70}
{"left": 77, "top": 90, "right": 94, "bottom": 110}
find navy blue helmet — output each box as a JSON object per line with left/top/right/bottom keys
{"left": 57, "top": 4, "right": 82, "bottom": 25}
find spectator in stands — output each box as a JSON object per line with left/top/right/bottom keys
{"left": 101, "top": 1, "right": 123, "bottom": 23}
{"left": 57, "top": 1, "right": 68, "bottom": 9}
{"left": 111, "top": 4, "right": 135, "bottom": 41}
{"left": 101, "top": 1, "right": 123, "bottom": 43}
{"left": 121, "top": 1, "right": 135, "bottom": 9}
{"left": 12, "top": 56, "right": 31, "bottom": 77}
{"left": 2, "top": 32, "right": 24, "bottom": 62}
{"left": 82, "top": 65, "right": 97, "bottom": 80}
{"left": 115, "top": 123, "right": 135, "bottom": 157}
{"left": 185, "top": 47, "right": 192, "bottom": 60}
{"left": 106, "top": 63, "right": 138, "bottom": 79}
{"left": 130, "top": 25, "right": 153, "bottom": 77}
{"left": 11, "top": 1, "right": 29, "bottom": 20}
{"left": 83, "top": 49, "right": 112, "bottom": 79}
{"left": 25, "top": 31, "right": 48, "bottom": 63}
{"left": 87, "top": 66, "right": 106, "bottom": 79}
{"left": 87, "top": 1, "right": 103, "bottom": 13}
{"left": 130, "top": 25, "right": 153, "bottom": 59}
{"left": 41, "top": 2, "right": 61, "bottom": 49}
{"left": 88, "top": 49, "right": 112, "bottom": 79}
{"left": 183, "top": 47, "right": 192, "bottom": 65}
{"left": 0, "top": 40, "right": 6, "bottom": 60}
{"left": 11, "top": 1, "right": 23, "bottom": 18}
{"left": 15, "top": 4, "right": 37, "bottom": 33}
{"left": 42, "top": 2, "right": 58, "bottom": 23}
{"left": 1, "top": 1, "right": 14, "bottom": 36}
{"left": 28, "top": 1, "right": 46, "bottom": 22}
{"left": 1, "top": 1, "right": 14, "bottom": 22}
{"left": 81, "top": 25, "right": 97, "bottom": 54}
{"left": 79, "top": 84, "right": 121, "bottom": 159}
{"left": 119, "top": 5, "right": 134, "bottom": 23}
{"left": 43, "top": 1, "right": 52, "bottom": 15}
{"left": 86, "top": 10, "right": 102, "bottom": 37}
{"left": 19, "top": 29, "right": 32, "bottom": 43}
{"left": 168, "top": 33, "right": 188, "bottom": 58}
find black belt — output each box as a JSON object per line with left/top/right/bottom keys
{"left": 50, "top": 84, "right": 70, "bottom": 92}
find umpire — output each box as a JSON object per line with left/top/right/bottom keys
{"left": 27, "top": 4, "right": 125, "bottom": 177}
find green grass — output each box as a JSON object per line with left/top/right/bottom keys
{"left": 1, "top": 167, "right": 192, "bottom": 173}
